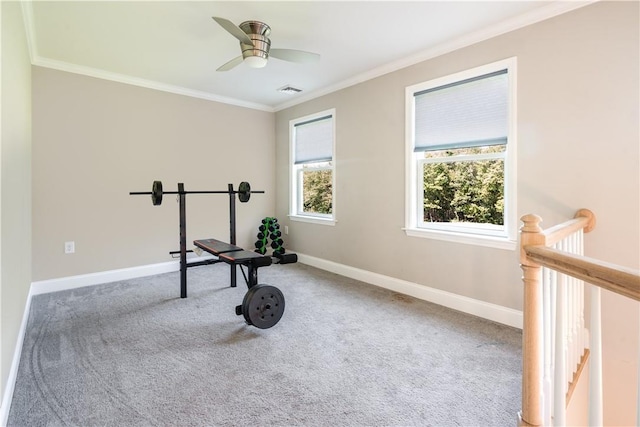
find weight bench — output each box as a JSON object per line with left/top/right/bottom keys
{"left": 193, "top": 238, "right": 272, "bottom": 288}
{"left": 131, "top": 180, "right": 294, "bottom": 329}
{"left": 193, "top": 238, "right": 284, "bottom": 329}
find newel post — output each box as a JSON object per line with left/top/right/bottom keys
{"left": 519, "top": 214, "right": 545, "bottom": 426}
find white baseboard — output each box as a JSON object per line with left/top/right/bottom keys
{"left": 1, "top": 252, "right": 520, "bottom": 423}
{"left": 1, "top": 254, "right": 215, "bottom": 425}
{"left": 0, "top": 286, "right": 34, "bottom": 426}
{"left": 296, "top": 253, "right": 523, "bottom": 329}
{"left": 30, "top": 261, "right": 177, "bottom": 295}
{"left": 30, "top": 255, "right": 216, "bottom": 295}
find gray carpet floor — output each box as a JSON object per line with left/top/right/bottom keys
{"left": 8, "top": 262, "right": 522, "bottom": 426}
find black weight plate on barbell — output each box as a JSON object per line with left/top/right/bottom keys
{"left": 238, "top": 181, "right": 251, "bottom": 203}
{"left": 242, "top": 284, "right": 285, "bottom": 329}
{"left": 152, "top": 181, "right": 163, "bottom": 206}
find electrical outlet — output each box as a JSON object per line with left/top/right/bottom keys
{"left": 284, "top": 226, "right": 289, "bottom": 235}
{"left": 64, "top": 241, "right": 75, "bottom": 254}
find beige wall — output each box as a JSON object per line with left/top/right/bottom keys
{"left": 5, "top": 1, "right": 639, "bottom": 424}
{"left": 275, "top": 2, "right": 639, "bottom": 424}
{"left": 32, "top": 67, "right": 276, "bottom": 281}
{"left": 1, "top": 1, "right": 32, "bottom": 407}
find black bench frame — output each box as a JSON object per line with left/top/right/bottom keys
{"left": 170, "top": 183, "right": 272, "bottom": 298}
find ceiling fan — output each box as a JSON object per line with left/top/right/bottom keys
{"left": 212, "top": 17, "right": 320, "bottom": 71}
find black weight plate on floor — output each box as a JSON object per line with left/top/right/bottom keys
{"left": 238, "top": 181, "right": 251, "bottom": 203}
{"left": 242, "top": 284, "right": 285, "bottom": 329}
{"left": 152, "top": 181, "right": 163, "bottom": 206}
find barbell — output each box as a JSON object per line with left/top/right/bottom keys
{"left": 129, "top": 181, "right": 263, "bottom": 205}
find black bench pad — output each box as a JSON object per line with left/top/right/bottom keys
{"left": 194, "top": 238, "right": 272, "bottom": 268}
{"left": 194, "top": 238, "right": 241, "bottom": 255}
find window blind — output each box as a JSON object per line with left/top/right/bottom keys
{"left": 414, "top": 70, "right": 508, "bottom": 152}
{"left": 294, "top": 115, "right": 333, "bottom": 164}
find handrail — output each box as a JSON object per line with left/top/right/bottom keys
{"left": 519, "top": 208, "right": 639, "bottom": 426}
{"left": 542, "top": 208, "right": 595, "bottom": 246}
{"left": 523, "top": 245, "right": 640, "bottom": 301}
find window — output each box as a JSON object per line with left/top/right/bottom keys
{"left": 405, "top": 58, "right": 516, "bottom": 249}
{"left": 290, "top": 109, "right": 336, "bottom": 225}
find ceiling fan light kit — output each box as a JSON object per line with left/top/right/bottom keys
{"left": 243, "top": 54, "right": 268, "bottom": 69}
{"left": 212, "top": 16, "right": 320, "bottom": 72}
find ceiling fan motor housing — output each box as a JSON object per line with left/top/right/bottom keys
{"left": 212, "top": 16, "right": 319, "bottom": 71}
{"left": 239, "top": 21, "right": 271, "bottom": 60}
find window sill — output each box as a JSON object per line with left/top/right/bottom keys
{"left": 289, "top": 214, "right": 336, "bottom": 226}
{"left": 404, "top": 227, "right": 516, "bottom": 250}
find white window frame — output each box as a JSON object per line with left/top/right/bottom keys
{"left": 404, "top": 58, "right": 517, "bottom": 250}
{"left": 289, "top": 109, "right": 336, "bottom": 226}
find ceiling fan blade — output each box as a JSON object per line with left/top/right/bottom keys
{"left": 216, "top": 56, "right": 243, "bottom": 72}
{"left": 212, "top": 16, "right": 254, "bottom": 46}
{"left": 270, "top": 49, "right": 320, "bottom": 64}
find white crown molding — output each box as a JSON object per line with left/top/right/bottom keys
{"left": 31, "top": 57, "right": 275, "bottom": 112}
{"left": 273, "top": 0, "right": 597, "bottom": 111}
{"left": 20, "top": 0, "right": 37, "bottom": 64}
{"left": 21, "top": 0, "right": 596, "bottom": 113}
{"left": 21, "top": 0, "right": 274, "bottom": 111}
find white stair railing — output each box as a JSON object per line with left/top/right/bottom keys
{"left": 537, "top": 220, "right": 590, "bottom": 425}
{"left": 518, "top": 209, "right": 640, "bottom": 426}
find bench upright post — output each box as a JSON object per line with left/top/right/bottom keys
{"left": 228, "top": 183, "right": 237, "bottom": 288}
{"left": 179, "top": 183, "right": 187, "bottom": 298}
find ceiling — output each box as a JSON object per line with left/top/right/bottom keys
{"left": 23, "top": 1, "right": 589, "bottom": 112}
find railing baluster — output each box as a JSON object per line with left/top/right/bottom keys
{"left": 554, "top": 273, "right": 567, "bottom": 426}
{"left": 588, "top": 284, "right": 603, "bottom": 426}
{"left": 543, "top": 267, "right": 553, "bottom": 426}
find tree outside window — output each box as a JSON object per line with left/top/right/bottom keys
{"left": 290, "top": 110, "right": 336, "bottom": 223}
{"left": 405, "top": 58, "right": 516, "bottom": 244}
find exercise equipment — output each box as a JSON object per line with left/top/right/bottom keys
{"left": 129, "top": 181, "right": 296, "bottom": 329}
{"left": 240, "top": 284, "right": 285, "bottom": 329}
{"left": 193, "top": 238, "right": 285, "bottom": 329}
{"left": 254, "top": 217, "right": 298, "bottom": 264}
{"left": 130, "top": 180, "right": 262, "bottom": 206}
